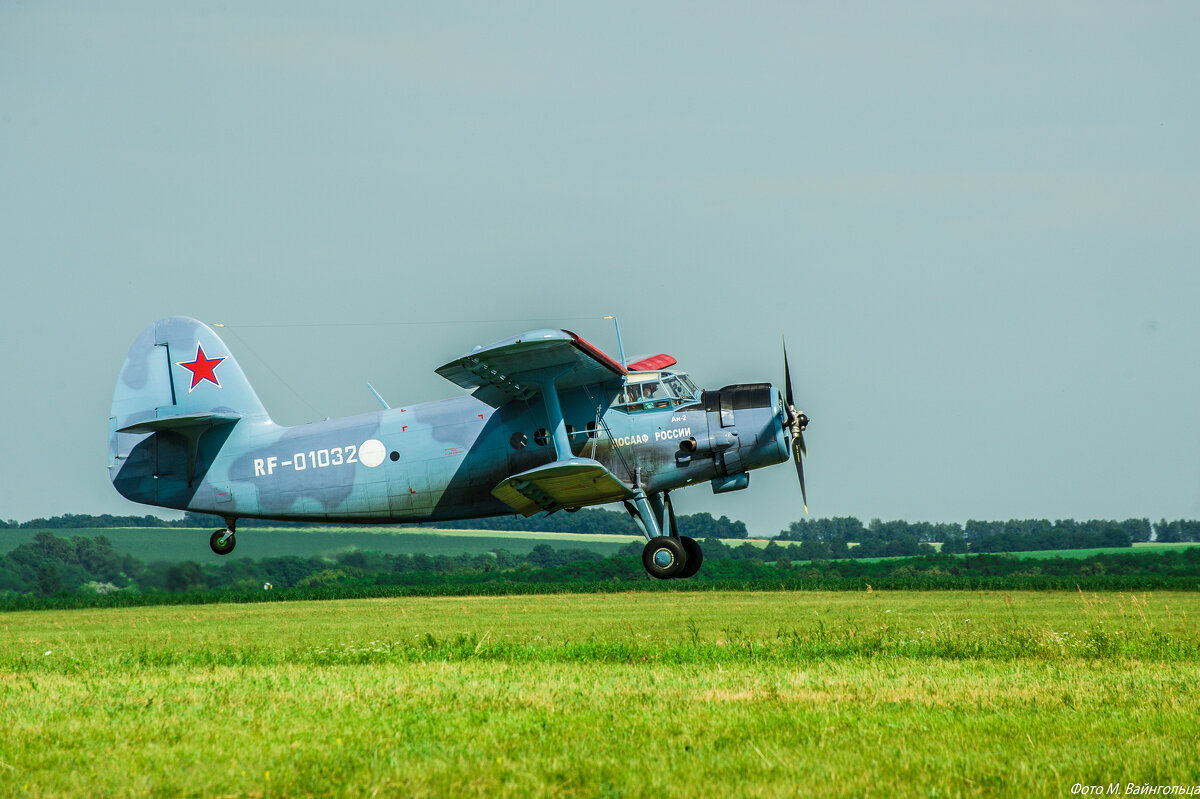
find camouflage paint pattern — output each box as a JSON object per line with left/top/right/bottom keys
{"left": 109, "top": 318, "right": 790, "bottom": 524}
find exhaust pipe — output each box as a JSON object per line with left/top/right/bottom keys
{"left": 679, "top": 431, "right": 738, "bottom": 454}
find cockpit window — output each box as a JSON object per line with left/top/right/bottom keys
{"left": 611, "top": 370, "right": 700, "bottom": 413}
{"left": 674, "top": 373, "right": 699, "bottom": 398}
{"left": 662, "top": 374, "right": 695, "bottom": 400}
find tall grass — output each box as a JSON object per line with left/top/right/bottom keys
{"left": 3, "top": 591, "right": 1199, "bottom": 797}
{"left": 5, "top": 619, "right": 1194, "bottom": 675}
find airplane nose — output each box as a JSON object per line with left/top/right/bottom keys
{"left": 695, "top": 383, "right": 779, "bottom": 477}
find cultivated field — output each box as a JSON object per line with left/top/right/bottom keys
{"left": 2, "top": 590, "right": 1198, "bottom": 797}
{"left": 1004, "top": 541, "right": 1200, "bottom": 559}
{"left": 0, "top": 526, "right": 647, "bottom": 562}
{"left": 841, "top": 541, "right": 1199, "bottom": 561}
{"left": 5, "top": 527, "right": 1193, "bottom": 566}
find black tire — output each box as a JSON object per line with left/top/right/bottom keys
{"left": 209, "top": 529, "right": 236, "bottom": 556}
{"left": 642, "top": 536, "right": 687, "bottom": 580}
{"left": 678, "top": 536, "right": 703, "bottom": 579}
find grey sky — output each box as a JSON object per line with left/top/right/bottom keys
{"left": 1, "top": 3, "right": 1197, "bottom": 535}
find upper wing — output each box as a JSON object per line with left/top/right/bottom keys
{"left": 436, "top": 329, "right": 627, "bottom": 407}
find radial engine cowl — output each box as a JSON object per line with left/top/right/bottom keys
{"left": 679, "top": 430, "right": 738, "bottom": 454}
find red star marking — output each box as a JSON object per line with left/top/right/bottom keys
{"left": 176, "top": 342, "right": 226, "bottom": 392}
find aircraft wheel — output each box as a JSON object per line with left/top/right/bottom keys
{"left": 642, "top": 536, "right": 686, "bottom": 580}
{"left": 209, "top": 529, "right": 236, "bottom": 556}
{"left": 678, "top": 536, "right": 703, "bottom": 579}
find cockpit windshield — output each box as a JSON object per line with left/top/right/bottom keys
{"left": 612, "top": 370, "right": 701, "bottom": 412}
{"left": 663, "top": 373, "right": 699, "bottom": 399}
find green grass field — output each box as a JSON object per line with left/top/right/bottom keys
{"left": 1014, "top": 541, "right": 1199, "bottom": 559}
{"left": 829, "top": 541, "right": 1199, "bottom": 563}
{"left": 2, "top": 590, "right": 1198, "bottom": 796}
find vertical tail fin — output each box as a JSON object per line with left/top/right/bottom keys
{"left": 111, "top": 316, "right": 268, "bottom": 432}
{"left": 109, "top": 317, "right": 270, "bottom": 506}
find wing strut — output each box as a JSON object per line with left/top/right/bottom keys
{"left": 488, "top": 370, "right": 637, "bottom": 516}
{"left": 538, "top": 371, "right": 573, "bottom": 461}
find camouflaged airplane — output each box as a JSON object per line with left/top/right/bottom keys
{"left": 109, "top": 316, "right": 809, "bottom": 579}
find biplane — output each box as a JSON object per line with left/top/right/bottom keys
{"left": 109, "top": 317, "right": 809, "bottom": 578}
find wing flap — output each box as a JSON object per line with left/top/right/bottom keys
{"left": 491, "top": 457, "right": 634, "bottom": 516}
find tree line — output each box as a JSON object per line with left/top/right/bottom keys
{"left": 6, "top": 512, "right": 1200, "bottom": 554}
{"left": 0, "top": 510, "right": 749, "bottom": 539}
{"left": 4, "top": 531, "right": 1200, "bottom": 609}
{"left": 0, "top": 532, "right": 818, "bottom": 597}
{"left": 778, "top": 516, "right": 1200, "bottom": 555}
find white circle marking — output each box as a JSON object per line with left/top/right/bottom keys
{"left": 359, "top": 438, "right": 386, "bottom": 468}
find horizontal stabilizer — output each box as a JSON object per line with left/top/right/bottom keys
{"left": 492, "top": 457, "right": 634, "bottom": 516}
{"left": 116, "top": 411, "right": 241, "bottom": 435}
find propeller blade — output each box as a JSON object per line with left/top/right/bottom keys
{"left": 783, "top": 334, "right": 808, "bottom": 512}
{"left": 791, "top": 434, "right": 807, "bottom": 513}
{"left": 782, "top": 335, "right": 796, "bottom": 410}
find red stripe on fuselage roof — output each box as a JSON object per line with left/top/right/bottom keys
{"left": 564, "top": 330, "right": 628, "bottom": 375}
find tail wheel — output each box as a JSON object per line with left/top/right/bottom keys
{"left": 678, "top": 536, "right": 703, "bottom": 579}
{"left": 209, "top": 529, "right": 235, "bottom": 556}
{"left": 642, "top": 536, "right": 686, "bottom": 580}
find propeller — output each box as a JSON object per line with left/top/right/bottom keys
{"left": 782, "top": 336, "right": 810, "bottom": 512}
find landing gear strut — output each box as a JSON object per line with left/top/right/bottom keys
{"left": 209, "top": 519, "right": 236, "bottom": 555}
{"left": 626, "top": 490, "right": 704, "bottom": 580}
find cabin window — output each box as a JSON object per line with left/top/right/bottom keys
{"left": 533, "top": 428, "right": 550, "bottom": 446}
{"left": 510, "top": 432, "right": 527, "bottom": 450}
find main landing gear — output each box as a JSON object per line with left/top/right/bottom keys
{"left": 209, "top": 518, "right": 236, "bottom": 555}
{"left": 625, "top": 490, "right": 703, "bottom": 580}
{"left": 642, "top": 534, "right": 704, "bottom": 580}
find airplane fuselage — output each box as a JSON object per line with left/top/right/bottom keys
{"left": 111, "top": 383, "right": 790, "bottom": 524}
